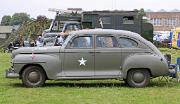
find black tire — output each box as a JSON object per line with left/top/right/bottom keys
{"left": 127, "top": 69, "right": 150, "bottom": 88}
{"left": 22, "top": 66, "right": 46, "bottom": 87}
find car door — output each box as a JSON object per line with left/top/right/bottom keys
{"left": 118, "top": 37, "right": 141, "bottom": 63}
{"left": 63, "top": 35, "right": 94, "bottom": 77}
{"left": 95, "top": 35, "right": 122, "bottom": 77}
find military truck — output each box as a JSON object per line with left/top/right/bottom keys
{"left": 82, "top": 11, "right": 153, "bottom": 41}
{"left": 45, "top": 9, "right": 153, "bottom": 42}
{"left": 43, "top": 8, "right": 82, "bottom": 35}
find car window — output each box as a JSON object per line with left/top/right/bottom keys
{"left": 96, "top": 36, "right": 118, "bottom": 48}
{"left": 65, "top": 24, "right": 81, "bottom": 33}
{"left": 69, "top": 36, "right": 93, "bottom": 48}
{"left": 44, "top": 34, "right": 57, "bottom": 38}
{"left": 43, "top": 38, "right": 57, "bottom": 46}
{"left": 119, "top": 37, "right": 138, "bottom": 48}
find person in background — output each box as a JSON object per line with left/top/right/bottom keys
{"left": 30, "top": 39, "right": 35, "bottom": 47}
{"left": 57, "top": 35, "right": 64, "bottom": 46}
{"left": 36, "top": 36, "right": 43, "bottom": 47}
{"left": 7, "top": 42, "right": 14, "bottom": 52}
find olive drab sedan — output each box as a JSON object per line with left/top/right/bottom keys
{"left": 6, "top": 29, "right": 169, "bottom": 88}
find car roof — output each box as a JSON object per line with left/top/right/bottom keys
{"left": 70, "top": 29, "right": 141, "bottom": 38}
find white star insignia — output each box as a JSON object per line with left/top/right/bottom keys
{"left": 78, "top": 57, "right": 87, "bottom": 66}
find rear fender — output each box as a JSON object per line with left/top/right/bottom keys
{"left": 122, "top": 54, "right": 169, "bottom": 78}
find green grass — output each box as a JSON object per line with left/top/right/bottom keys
{"left": 1, "top": 48, "right": 180, "bottom": 104}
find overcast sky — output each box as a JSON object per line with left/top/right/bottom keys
{"left": 1, "top": 0, "right": 180, "bottom": 21}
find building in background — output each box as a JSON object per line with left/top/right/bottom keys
{"left": 0, "top": 26, "right": 19, "bottom": 47}
{"left": 146, "top": 12, "right": 180, "bottom": 31}
{"left": 0, "top": 26, "right": 13, "bottom": 40}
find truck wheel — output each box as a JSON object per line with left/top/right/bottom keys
{"left": 127, "top": 69, "right": 150, "bottom": 88}
{"left": 22, "top": 66, "right": 46, "bottom": 87}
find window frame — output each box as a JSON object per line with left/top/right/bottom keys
{"left": 118, "top": 37, "right": 139, "bottom": 48}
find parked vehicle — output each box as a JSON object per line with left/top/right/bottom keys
{"left": 43, "top": 38, "right": 58, "bottom": 46}
{"left": 42, "top": 33, "right": 65, "bottom": 46}
{"left": 42, "top": 33, "right": 58, "bottom": 39}
{"left": 45, "top": 10, "right": 153, "bottom": 42}
{"left": 23, "top": 41, "right": 31, "bottom": 47}
{"left": 6, "top": 29, "right": 169, "bottom": 88}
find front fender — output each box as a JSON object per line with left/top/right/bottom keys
{"left": 13, "top": 53, "right": 61, "bottom": 79}
{"left": 122, "top": 54, "right": 169, "bottom": 78}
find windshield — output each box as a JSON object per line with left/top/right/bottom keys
{"left": 43, "top": 34, "right": 57, "bottom": 38}
{"left": 43, "top": 38, "right": 57, "bottom": 46}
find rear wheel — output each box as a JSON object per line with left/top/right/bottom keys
{"left": 22, "top": 66, "right": 46, "bottom": 87}
{"left": 127, "top": 69, "right": 150, "bottom": 88}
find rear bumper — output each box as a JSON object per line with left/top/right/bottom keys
{"left": 5, "top": 68, "right": 19, "bottom": 78}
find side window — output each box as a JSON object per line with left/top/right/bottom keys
{"left": 123, "top": 16, "right": 134, "bottom": 24}
{"left": 119, "top": 38, "right": 138, "bottom": 48}
{"left": 68, "top": 36, "right": 93, "bottom": 49}
{"left": 64, "top": 25, "right": 80, "bottom": 33}
{"left": 100, "top": 17, "right": 111, "bottom": 24}
{"left": 59, "top": 22, "right": 64, "bottom": 31}
{"left": 65, "top": 25, "right": 73, "bottom": 33}
{"left": 96, "top": 36, "right": 118, "bottom": 48}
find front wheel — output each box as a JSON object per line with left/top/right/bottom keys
{"left": 127, "top": 69, "right": 150, "bottom": 88}
{"left": 22, "top": 66, "right": 46, "bottom": 87}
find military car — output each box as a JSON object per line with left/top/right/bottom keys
{"left": 6, "top": 29, "right": 169, "bottom": 88}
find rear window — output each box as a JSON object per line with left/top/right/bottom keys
{"left": 119, "top": 37, "right": 138, "bottom": 48}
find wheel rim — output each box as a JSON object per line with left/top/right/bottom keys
{"left": 27, "top": 71, "right": 41, "bottom": 83}
{"left": 132, "top": 71, "right": 145, "bottom": 83}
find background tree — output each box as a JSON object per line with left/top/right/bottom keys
{"left": 17, "top": 15, "right": 51, "bottom": 41}
{"left": 133, "top": 8, "right": 146, "bottom": 16}
{"left": 10, "top": 13, "right": 30, "bottom": 25}
{"left": 139, "top": 8, "right": 146, "bottom": 16}
{"left": 1, "top": 15, "right": 11, "bottom": 26}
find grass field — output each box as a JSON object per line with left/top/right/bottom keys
{"left": 1, "top": 48, "right": 180, "bottom": 104}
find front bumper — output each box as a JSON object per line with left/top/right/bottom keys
{"left": 5, "top": 68, "right": 19, "bottom": 78}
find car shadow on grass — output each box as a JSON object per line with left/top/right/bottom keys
{"left": 10, "top": 79, "right": 179, "bottom": 88}
{"left": 148, "top": 79, "right": 178, "bottom": 88}
{"left": 11, "top": 80, "right": 127, "bottom": 88}
{"left": 45, "top": 81, "right": 127, "bottom": 88}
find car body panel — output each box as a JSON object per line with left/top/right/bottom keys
{"left": 63, "top": 49, "right": 94, "bottom": 77}
{"left": 95, "top": 48, "right": 122, "bottom": 76}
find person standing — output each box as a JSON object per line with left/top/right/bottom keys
{"left": 57, "top": 35, "right": 64, "bottom": 46}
